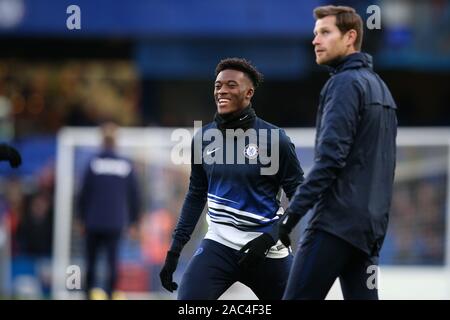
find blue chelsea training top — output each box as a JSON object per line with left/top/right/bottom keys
{"left": 171, "top": 117, "right": 304, "bottom": 258}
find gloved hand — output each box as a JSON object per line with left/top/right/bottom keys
{"left": 0, "top": 144, "right": 22, "bottom": 168}
{"left": 238, "top": 233, "right": 275, "bottom": 269}
{"left": 159, "top": 251, "right": 180, "bottom": 292}
{"left": 278, "top": 210, "right": 301, "bottom": 248}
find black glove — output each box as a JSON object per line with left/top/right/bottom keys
{"left": 278, "top": 210, "right": 301, "bottom": 248}
{"left": 238, "top": 233, "right": 275, "bottom": 270}
{"left": 159, "top": 251, "right": 180, "bottom": 292}
{"left": 0, "top": 144, "right": 22, "bottom": 168}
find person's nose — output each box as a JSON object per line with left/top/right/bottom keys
{"left": 217, "top": 86, "right": 228, "bottom": 95}
{"left": 312, "top": 35, "right": 320, "bottom": 46}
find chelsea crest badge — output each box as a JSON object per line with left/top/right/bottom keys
{"left": 244, "top": 143, "right": 259, "bottom": 160}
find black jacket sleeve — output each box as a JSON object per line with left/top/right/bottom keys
{"left": 266, "top": 129, "right": 304, "bottom": 242}
{"left": 276, "top": 129, "right": 305, "bottom": 201}
{"left": 170, "top": 135, "right": 208, "bottom": 254}
{"left": 288, "top": 78, "right": 362, "bottom": 218}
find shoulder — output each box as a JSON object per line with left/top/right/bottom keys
{"left": 202, "top": 121, "right": 216, "bottom": 130}
{"left": 193, "top": 121, "right": 217, "bottom": 139}
{"left": 107, "top": 151, "right": 131, "bottom": 163}
{"left": 330, "top": 70, "right": 360, "bottom": 86}
{"left": 254, "top": 118, "right": 292, "bottom": 145}
{"left": 118, "top": 155, "right": 132, "bottom": 164}
{"left": 254, "top": 117, "right": 282, "bottom": 131}
{"left": 336, "top": 64, "right": 380, "bottom": 86}
{"left": 202, "top": 122, "right": 218, "bottom": 135}
{"left": 326, "top": 72, "right": 363, "bottom": 96}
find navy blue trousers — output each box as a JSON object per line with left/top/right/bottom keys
{"left": 283, "top": 230, "right": 379, "bottom": 300}
{"left": 178, "top": 239, "right": 293, "bottom": 300}
{"left": 85, "top": 231, "right": 121, "bottom": 297}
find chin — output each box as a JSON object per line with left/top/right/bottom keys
{"left": 217, "top": 106, "right": 232, "bottom": 114}
{"left": 315, "top": 54, "right": 326, "bottom": 65}
{"left": 316, "top": 58, "right": 326, "bottom": 65}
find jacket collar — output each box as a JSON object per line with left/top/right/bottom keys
{"left": 327, "top": 52, "right": 373, "bottom": 75}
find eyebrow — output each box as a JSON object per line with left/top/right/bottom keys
{"left": 215, "top": 80, "right": 239, "bottom": 85}
{"left": 313, "top": 27, "right": 329, "bottom": 35}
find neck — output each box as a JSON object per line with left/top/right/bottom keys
{"left": 214, "top": 104, "right": 256, "bottom": 131}
{"left": 346, "top": 47, "right": 357, "bottom": 56}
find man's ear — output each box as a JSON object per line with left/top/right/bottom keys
{"left": 246, "top": 87, "right": 254, "bottom": 100}
{"left": 345, "top": 29, "right": 357, "bottom": 49}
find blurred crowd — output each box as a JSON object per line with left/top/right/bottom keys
{"left": 0, "top": 60, "right": 140, "bottom": 139}
{"left": 0, "top": 162, "right": 55, "bottom": 297}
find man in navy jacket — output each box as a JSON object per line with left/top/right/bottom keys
{"left": 78, "top": 122, "right": 141, "bottom": 299}
{"left": 274, "top": 5, "right": 397, "bottom": 299}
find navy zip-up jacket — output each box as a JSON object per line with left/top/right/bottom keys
{"left": 170, "top": 117, "right": 304, "bottom": 256}
{"left": 288, "top": 52, "right": 397, "bottom": 256}
{"left": 78, "top": 149, "right": 141, "bottom": 232}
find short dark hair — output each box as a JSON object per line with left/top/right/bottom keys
{"left": 314, "top": 5, "right": 363, "bottom": 51}
{"left": 215, "top": 58, "right": 264, "bottom": 88}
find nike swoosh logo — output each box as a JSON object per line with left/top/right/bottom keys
{"left": 206, "top": 148, "right": 220, "bottom": 155}
{"left": 239, "top": 115, "right": 248, "bottom": 121}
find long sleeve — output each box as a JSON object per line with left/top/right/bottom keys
{"left": 276, "top": 129, "right": 305, "bottom": 201}
{"left": 266, "top": 129, "right": 305, "bottom": 242}
{"left": 170, "top": 137, "right": 208, "bottom": 254}
{"left": 288, "top": 79, "right": 362, "bottom": 219}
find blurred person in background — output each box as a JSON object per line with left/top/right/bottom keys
{"left": 2, "top": 177, "right": 24, "bottom": 258}
{"left": 0, "top": 144, "right": 22, "bottom": 296}
{"left": 77, "top": 122, "right": 141, "bottom": 300}
{"left": 159, "top": 58, "right": 305, "bottom": 300}
{"left": 17, "top": 191, "right": 53, "bottom": 257}
{"left": 16, "top": 189, "right": 54, "bottom": 297}
{"left": 0, "top": 143, "right": 22, "bottom": 256}
{"left": 270, "top": 5, "right": 398, "bottom": 299}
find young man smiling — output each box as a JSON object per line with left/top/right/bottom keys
{"left": 159, "top": 58, "right": 304, "bottom": 299}
{"left": 254, "top": 5, "right": 397, "bottom": 299}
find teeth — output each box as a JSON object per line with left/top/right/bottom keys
{"left": 219, "top": 99, "right": 229, "bottom": 103}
